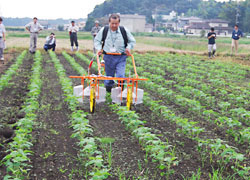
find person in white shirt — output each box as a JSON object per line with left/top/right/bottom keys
{"left": 68, "top": 21, "right": 79, "bottom": 51}
{"left": 44, "top": 33, "right": 56, "bottom": 51}
{"left": 25, "top": 17, "right": 43, "bottom": 54}
{"left": 91, "top": 20, "right": 102, "bottom": 54}
{"left": 0, "top": 17, "right": 6, "bottom": 63}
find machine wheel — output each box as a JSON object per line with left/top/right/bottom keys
{"left": 90, "top": 86, "right": 96, "bottom": 113}
{"left": 126, "top": 87, "right": 132, "bottom": 110}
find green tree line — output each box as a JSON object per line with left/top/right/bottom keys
{"left": 85, "top": 0, "right": 250, "bottom": 33}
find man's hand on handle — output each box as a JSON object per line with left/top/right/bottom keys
{"left": 125, "top": 48, "right": 131, "bottom": 56}
{"left": 97, "top": 50, "right": 102, "bottom": 56}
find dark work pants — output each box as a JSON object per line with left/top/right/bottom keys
{"left": 70, "top": 33, "right": 78, "bottom": 47}
{"left": 44, "top": 44, "right": 56, "bottom": 51}
{"left": 104, "top": 54, "right": 127, "bottom": 87}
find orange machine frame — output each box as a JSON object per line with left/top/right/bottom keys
{"left": 69, "top": 53, "right": 147, "bottom": 103}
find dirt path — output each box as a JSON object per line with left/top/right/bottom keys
{"left": 0, "top": 53, "right": 19, "bottom": 75}
{"left": 0, "top": 53, "right": 33, "bottom": 177}
{"left": 30, "top": 55, "right": 83, "bottom": 180}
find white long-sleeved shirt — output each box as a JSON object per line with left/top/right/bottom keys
{"left": 45, "top": 36, "right": 56, "bottom": 45}
{"left": 0, "top": 24, "right": 6, "bottom": 37}
{"left": 68, "top": 25, "right": 79, "bottom": 33}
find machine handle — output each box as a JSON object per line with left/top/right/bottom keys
{"left": 88, "top": 60, "right": 94, "bottom": 75}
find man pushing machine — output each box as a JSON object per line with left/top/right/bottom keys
{"left": 94, "top": 14, "right": 136, "bottom": 93}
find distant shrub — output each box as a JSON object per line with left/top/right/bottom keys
{"left": 6, "top": 27, "right": 25, "bottom": 31}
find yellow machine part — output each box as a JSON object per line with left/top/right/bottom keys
{"left": 90, "top": 86, "right": 96, "bottom": 113}
{"left": 126, "top": 87, "right": 132, "bottom": 110}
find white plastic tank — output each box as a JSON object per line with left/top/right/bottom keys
{"left": 73, "top": 85, "right": 106, "bottom": 104}
{"left": 111, "top": 87, "right": 122, "bottom": 104}
{"left": 73, "top": 85, "right": 84, "bottom": 103}
{"left": 120, "top": 88, "right": 144, "bottom": 104}
{"left": 111, "top": 87, "right": 144, "bottom": 105}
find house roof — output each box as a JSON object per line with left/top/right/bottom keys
{"left": 206, "top": 19, "right": 229, "bottom": 24}
{"left": 187, "top": 22, "right": 210, "bottom": 29}
{"left": 119, "top": 14, "right": 146, "bottom": 19}
{"left": 187, "top": 22, "right": 233, "bottom": 32}
{"left": 179, "top": 16, "right": 202, "bottom": 21}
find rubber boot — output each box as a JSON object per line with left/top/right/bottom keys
{"left": 208, "top": 52, "right": 211, "bottom": 58}
{"left": 212, "top": 50, "right": 216, "bottom": 57}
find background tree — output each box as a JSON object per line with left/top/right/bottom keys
{"left": 86, "top": 0, "right": 250, "bottom": 32}
{"left": 57, "top": 25, "right": 64, "bottom": 31}
{"left": 85, "top": 17, "right": 95, "bottom": 31}
{"left": 242, "top": 0, "right": 250, "bottom": 33}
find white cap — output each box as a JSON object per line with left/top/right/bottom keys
{"left": 95, "top": 20, "right": 99, "bottom": 24}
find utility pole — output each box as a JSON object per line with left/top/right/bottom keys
{"left": 236, "top": 0, "right": 240, "bottom": 25}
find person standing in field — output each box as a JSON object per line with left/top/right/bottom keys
{"left": 231, "top": 25, "right": 243, "bottom": 55}
{"left": 68, "top": 21, "right": 79, "bottom": 51}
{"left": 94, "top": 14, "right": 136, "bottom": 93}
{"left": 91, "top": 20, "right": 102, "bottom": 53}
{"left": 0, "top": 17, "right": 6, "bottom": 63}
{"left": 25, "top": 17, "right": 43, "bottom": 54}
{"left": 207, "top": 27, "right": 216, "bottom": 58}
{"left": 44, "top": 33, "right": 56, "bottom": 52}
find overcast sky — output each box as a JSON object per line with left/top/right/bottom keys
{"left": 0, "top": 0, "right": 105, "bottom": 19}
{"left": 0, "top": 0, "right": 243, "bottom": 19}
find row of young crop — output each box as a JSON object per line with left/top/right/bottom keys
{"left": 76, "top": 52, "right": 250, "bottom": 178}
{"left": 2, "top": 51, "right": 42, "bottom": 180}
{"left": 141, "top": 62, "right": 250, "bottom": 128}
{"left": 130, "top": 54, "right": 250, "bottom": 146}
{"left": 50, "top": 51, "right": 109, "bottom": 180}
{"left": 135, "top": 53, "right": 250, "bottom": 106}
{"left": 82, "top": 51, "right": 250, "bottom": 178}
{"left": 135, "top": 53, "right": 250, "bottom": 101}
{"left": 66, "top": 52, "right": 180, "bottom": 178}
{"left": 125, "top": 57, "right": 250, "bottom": 179}
{"left": 136, "top": 53, "right": 248, "bottom": 82}
{"left": 0, "top": 50, "right": 27, "bottom": 92}
{"left": 136, "top": 55, "right": 250, "bottom": 143}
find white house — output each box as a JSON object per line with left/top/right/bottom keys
{"left": 119, "top": 14, "right": 146, "bottom": 33}
{"left": 152, "top": 11, "right": 178, "bottom": 21}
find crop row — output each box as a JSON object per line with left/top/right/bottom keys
{"left": 135, "top": 53, "right": 250, "bottom": 105}
{"left": 135, "top": 53, "right": 248, "bottom": 81}
{"left": 141, "top": 93, "right": 250, "bottom": 179}
{"left": 2, "top": 51, "right": 42, "bottom": 180}
{"left": 128, "top": 55, "right": 250, "bottom": 144}
{"left": 0, "top": 50, "right": 27, "bottom": 92}
{"left": 76, "top": 52, "right": 250, "bottom": 178}
{"left": 137, "top": 60, "right": 250, "bottom": 130}
{"left": 68, "top": 52, "right": 179, "bottom": 177}
{"left": 125, "top": 60, "right": 250, "bottom": 179}
{"left": 50, "top": 51, "right": 109, "bottom": 180}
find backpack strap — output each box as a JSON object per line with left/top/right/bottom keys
{"left": 101, "top": 25, "right": 128, "bottom": 49}
{"left": 120, "top": 26, "right": 128, "bottom": 48}
{"left": 102, "top": 25, "right": 109, "bottom": 49}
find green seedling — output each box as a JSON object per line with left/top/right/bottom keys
{"left": 40, "top": 152, "right": 56, "bottom": 159}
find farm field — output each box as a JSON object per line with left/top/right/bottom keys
{"left": 6, "top": 31, "right": 250, "bottom": 56}
{"left": 0, "top": 47, "right": 250, "bottom": 180}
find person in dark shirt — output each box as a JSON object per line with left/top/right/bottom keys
{"left": 231, "top": 25, "right": 243, "bottom": 55}
{"left": 207, "top": 27, "right": 216, "bottom": 58}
